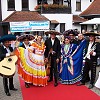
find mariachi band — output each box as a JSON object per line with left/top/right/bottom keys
{"left": 0, "top": 30, "right": 100, "bottom": 96}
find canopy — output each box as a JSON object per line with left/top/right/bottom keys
{"left": 80, "top": 18, "right": 100, "bottom": 25}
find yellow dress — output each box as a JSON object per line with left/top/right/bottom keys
{"left": 15, "top": 42, "right": 47, "bottom": 86}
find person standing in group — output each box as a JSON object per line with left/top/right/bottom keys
{"left": 0, "top": 34, "right": 17, "bottom": 96}
{"left": 18, "top": 34, "right": 32, "bottom": 88}
{"left": 77, "top": 33, "right": 90, "bottom": 82}
{"left": 67, "top": 29, "right": 78, "bottom": 45}
{"left": 77, "top": 33, "right": 85, "bottom": 45}
{"left": 16, "top": 34, "right": 48, "bottom": 87}
{"left": 44, "top": 31, "right": 61, "bottom": 87}
{"left": 77, "top": 32, "right": 99, "bottom": 89}
{"left": 59, "top": 36, "right": 80, "bottom": 84}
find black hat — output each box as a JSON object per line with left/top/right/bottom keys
{"left": 18, "top": 34, "right": 35, "bottom": 42}
{"left": 83, "top": 32, "right": 100, "bottom": 36}
{"left": 45, "top": 30, "right": 61, "bottom": 35}
{"left": 0, "top": 34, "right": 16, "bottom": 42}
{"left": 63, "top": 29, "right": 79, "bottom": 36}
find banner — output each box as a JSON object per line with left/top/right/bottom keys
{"left": 10, "top": 21, "right": 50, "bottom": 32}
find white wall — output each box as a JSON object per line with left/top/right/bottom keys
{"left": 29, "top": 0, "right": 37, "bottom": 11}
{"left": 1, "top": 0, "right": 14, "bottom": 21}
{"left": 72, "top": 0, "right": 93, "bottom": 15}
{"left": 72, "top": 24, "right": 81, "bottom": 32}
{"left": 1, "top": 0, "right": 37, "bottom": 20}
{"left": 42, "top": 14, "right": 73, "bottom": 31}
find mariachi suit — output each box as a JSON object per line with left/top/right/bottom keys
{"left": 81, "top": 41, "right": 98, "bottom": 85}
{"left": 0, "top": 46, "right": 14, "bottom": 93}
{"left": 44, "top": 37, "right": 61, "bottom": 84}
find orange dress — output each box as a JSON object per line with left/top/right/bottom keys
{"left": 15, "top": 42, "right": 47, "bottom": 86}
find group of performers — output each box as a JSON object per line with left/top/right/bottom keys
{"left": 0, "top": 30, "right": 100, "bottom": 96}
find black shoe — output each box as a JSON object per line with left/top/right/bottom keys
{"left": 6, "top": 92, "right": 11, "bottom": 96}
{"left": 10, "top": 88, "right": 18, "bottom": 91}
{"left": 77, "top": 82, "right": 85, "bottom": 86}
{"left": 48, "top": 79, "right": 53, "bottom": 82}
{"left": 54, "top": 83, "right": 58, "bottom": 87}
{"left": 25, "top": 83, "right": 30, "bottom": 88}
{"left": 88, "top": 84, "right": 94, "bottom": 89}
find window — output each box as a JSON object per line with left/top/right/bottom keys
{"left": 81, "top": 25, "right": 87, "bottom": 33}
{"left": 76, "top": 0, "right": 81, "bottom": 11}
{"left": 37, "top": 0, "right": 47, "bottom": 5}
{"left": 60, "top": 23, "right": 65, "bottom": 33}
{"left": 64, "top": 0, "right": 71, "bottom": 7}
{"left": 22, "top": 0, "right": 29, "bottom": 11}
{"left": 7, "top": 0, "right": 15, "bottom": 11}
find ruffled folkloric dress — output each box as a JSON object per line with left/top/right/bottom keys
{"left": 59, "top": 43, "right": 81, "bottom": 84}
{"left": 15, "top": 42, "right": 47, "bottom": 86}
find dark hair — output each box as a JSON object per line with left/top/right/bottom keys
{"left": 63, "top": 36, "right": 71, "bottom": 44}
{"left": 64, "top": 36, "right": 71, "bottom": 40}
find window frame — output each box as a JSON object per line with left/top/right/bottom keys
{"left": 7, "top": 0, "right": 15, "bottom": 11}
{"left": 76, "top": 0, "right": 81, "bottom": 11}
{"left": 60, "top": 23, "right": 65, "bottom": 33}
{"left": 22, "top": 0, "right": 29, "bottom": 11}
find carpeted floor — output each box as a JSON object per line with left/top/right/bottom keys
{"left": 19, "top": 78, "right": 100, "bottom": 100}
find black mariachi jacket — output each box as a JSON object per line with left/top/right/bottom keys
{"left": 84, "top": 41, "right": 98, "bottom": 62}
{"left": 0, "top": 46, "right": 13, "bottom": 61}
{"left": 44, "top": 37, "right": 61, "bottom": 59}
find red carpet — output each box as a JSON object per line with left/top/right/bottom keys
{"left": 19, "top": 78, "right": 100, "bottom": 100}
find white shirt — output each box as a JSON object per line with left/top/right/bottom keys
{"left": 51, "top": 39, "right": 55, "bottom": 46}
{"left": 86, "top": 42, "right": 96, "bottom": 59}
{"left": 3, "top": 45, "right": 11, "bottom": 57}
{"left": 23, "top": 43, "right": 30, "bottom": 49}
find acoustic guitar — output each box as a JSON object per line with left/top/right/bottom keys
{"left": 0, "top": 55, "right": 18, "bottom": 77}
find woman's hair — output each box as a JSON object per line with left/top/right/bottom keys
{"left": 63, "top": 36, "right": 71, "bottom": 44}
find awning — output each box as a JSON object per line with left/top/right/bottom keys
{"left": 80, "top": 18, "right": 100, "bottom": 25}
{"left": 50, "top": 20, "right": 59, "bottom": 24}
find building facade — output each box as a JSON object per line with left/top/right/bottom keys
{"left": 0, "top": 0, "right": 94, "bottom": 36}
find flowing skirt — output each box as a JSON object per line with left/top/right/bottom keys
{"left": 15, "top": 47, "right": 47, "bottom": 86}
{"left": 59, "top": 57, "right": 82, "bottom": 84}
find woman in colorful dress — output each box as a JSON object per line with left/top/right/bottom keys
{"left": 59, "top": 36, "right": 78, "bottom": 84}
{"left": 15, "top": 35, "right": 47, "bottom": 87}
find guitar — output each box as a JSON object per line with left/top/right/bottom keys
{"left": 0, "top": 55, "right": 18, "bottom": 77}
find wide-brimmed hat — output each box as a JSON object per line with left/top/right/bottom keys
{"left": 45, "top": 30, "right": 61, "bottom": 35}
{"left": 0, "top": 34, "right": 16, "bottom": 42}
{"left": 63, "top": 29, "right": 79, "bottom": 36}
{"left": 83, "top": 32, "right": 100, "bottom": 36}
{"left": 18, "top": 34, "right": 35, "bottom": 42}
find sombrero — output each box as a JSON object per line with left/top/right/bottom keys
{"left": 18, "top": 34, "right": 35, "bottom": 42}
{"left": 45, "top": 30, "right": 61, "bottom": 35}
{"left": 83, "top": 32, "right": 100, "bottom": 36}
{"left": 0, "top": 34, "right": 16, "bottom": 42}
{"left": 63, "top": 29, "right": 79, "bottom": 36}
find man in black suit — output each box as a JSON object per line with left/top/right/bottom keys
{"left": 44, "top": 31, "right": 61, "bottom": 87}
{"left": 0, "top": 40, "right": 17, "bottom": 96}
{"left": 77, "top": 33, "right": 99, "bottom": 89}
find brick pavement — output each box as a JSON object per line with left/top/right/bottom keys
{"left": 0, "top": 72, "right": 22, "bottom": 100}
{"left": 0, "top": 67, "right": 100, "bottom": 100}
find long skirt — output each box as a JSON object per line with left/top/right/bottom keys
{"left": 15, "top": 47, "right": 47, "bottom": 86}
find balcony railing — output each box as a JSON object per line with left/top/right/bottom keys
{"left": 41, "top": 7, "right": 71, "bottom": 14}
{"left": 35, "top": 4, "right": 71, "bottom": 14}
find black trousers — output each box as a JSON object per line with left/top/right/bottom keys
{"left": 49, "top": 57, "right": 58, "bottom": 83}
{"left": 3, "top": 76, "right": 14, "bottom": 93}
{"left": 81, "top": 58, "right": 96, "bottom": 84}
